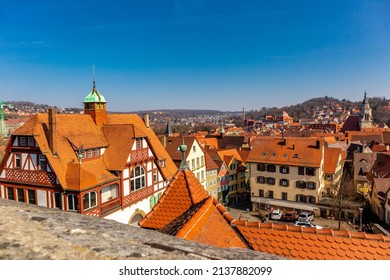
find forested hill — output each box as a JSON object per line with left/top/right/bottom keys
{"left": 246, "top": 96, "right": 390, "bottom": 124}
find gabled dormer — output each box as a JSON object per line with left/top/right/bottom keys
{"left": 83, "top": 81, "right": 107, "bottom": 126}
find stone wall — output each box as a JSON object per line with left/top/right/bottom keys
{"left": 0, "top": 199, "right": 283, "bottom": 260}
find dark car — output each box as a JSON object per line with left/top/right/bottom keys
{"left": 282, "top": 211, "right": 299, "bottom": 222}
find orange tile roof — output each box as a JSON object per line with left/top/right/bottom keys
{"left": 164, "top": 137, "right": 197, "bottom": 162}
{"left": 139, "top": 169, "right": 209, "bottom": 229}
{"left": 323, "top": 147, "right": 342, "bottom": 174}
{"left": 234, "top": 222, "right": 390, "bottom": 260}
{"left": 216, "top": 149, "right": 243, "bottom": 163}
{"left": 9, "top": 112, "right": 177, "bottom": 192}
{"left": 247, "top": 137, "right": 323, "bottom": 168}
{"left": 139, "top": 168, "right": 247, "bottom": 248}
{"left": 197, "top": 137, "right": 219, "bottom": 149}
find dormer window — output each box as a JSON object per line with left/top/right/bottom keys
{"left": 87, "top": 149, "right": 93, "bottom": 158}
{"left": 272, "top": 152, "right": 276, "bottom": 157}
{"left": 28, "top": 137, "right": 35, "bottom": 147}
{"left": 20, "top": 137, "right": 27, "bottom": 146}
{"left": 94, "top": 148, "right": 99, "bottom": 157}
{"left": 262, "top": 152, "right": 266, "bottom": 156}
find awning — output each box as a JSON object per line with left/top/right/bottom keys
{"left": 251, "top": 197, "right": 320, "bottom": 211}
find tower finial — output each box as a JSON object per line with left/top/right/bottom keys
{"left": 92, "top": 64, "right": 96, "bottom": 89}
{"left": 178, "top": 138, "right": 188, "bottom": 170}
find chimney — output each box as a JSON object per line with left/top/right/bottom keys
{"left": 144, "top": 113, "right": 150, "bottom": 128}
{"left": 162, "top": 135, "right": 167, "bottom": 148}
{"left": 48, "top": 108, "right": 57, "bottom": 156}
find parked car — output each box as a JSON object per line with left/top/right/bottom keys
{"left": 298, "top": 211, "right": 314, "bottom": 222}
{"left": 270, "top": 209, "right": 283, "bottom": 220}
{"left": 282, "top": 211, "right": 299, "bottom": 222}
{"left": 295, "top": 221, "right": 322, "bottom": 229}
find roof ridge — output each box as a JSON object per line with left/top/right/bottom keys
{"left": 176, "top": 197, "right": 213, "bottom": 239}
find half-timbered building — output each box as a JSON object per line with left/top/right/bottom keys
{"left": 0, "top": 83, "right": 177, "bottom": 225}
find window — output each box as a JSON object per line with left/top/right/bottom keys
{"left": 271, "top": 152, "right": 276, "bottom": 157}
{"left": 296, "top": 194, "right": 307, "bottom": 203}
{"left": 262, "top": 152, "right": 266, "bottom": 156}
{"left": 192, "top": 159, "right": 195, "bottom": 169}
{"left": 131, "top": 166, "right": 146, "bottom": 191}
{"left": 160, "top": 160, "right": 165, "bottom": 167}
{"left": 79, "top": 151, "right": 86, "bottom": 159}
{"left": 83, "top": 191, "right": 97, "bottom": 210}
{"left": 193, "top": 145, "right": 196, "bottom": 152}
{"left": 201, "top": 156, "right": 204, "bottom": 166}
{"left": 257, "top": 163, "right": 265, "bottom": 171}
{"left": 283, "top": 154, "right": 288, "bottom": 158}
{"left": 153, "top": 169, "right": 158, "bottom": 183}
{"left": 306, "top": 168, "right": 316, "bottom": 176}
{"left": 280, "top": 166, "right": 289, "bottom": 174}
{"left": 268, "top": 191, "right": 274, "bottom": 198}
{"left": 54, "top": 192, "right": 61, "bottom": 209}
{"left": 68, "top": 194, "right": 78, "bottom": 211}
{"left": 325, "top": 173, "right": 333, "bottom": 180}
{"left": 296, "top": 181, "right": 306, "bottom": 189}
{"left": 307, "top": 182, "right": 316, "bottom": 190}
{"left": 298, "top": 166, "right": 305, "bottom": 175}
{"left": 7, "top": 187, "right": 14, "bottom": 200}
{"left": 39, "top": 154, "right": 47, "bottom": 171}
{"left": 257, "top": 176, "right": 265, "bottom": 184}
{"left": 280, "top": 179, "right": 289, "bottom": 187}
{"left": 27, "top": 189, "right": 36, "bottom": 204}
{"left": 308, "top": 196, "right": 316, "bottom": 204}
{"left": 94, "top": 148, "right": 99, "bottom": 157}
{"left": 28, "top": 137, "right": 35, "bottom": 147}
{"left": 136, "top": 138, "right": 142, "bottom": 149}
{"left": 230, "top": 163, "right": 236, "bottom": 170}
{"left": 101, "top": 184, "right": 118, "bottom": 203}
{"left": 87, "top": 149, "right": 92, "bottom": 158}
{"left": 282, "top": 192, "right": 288, "bottom": 200}
{"left": 17, "top": 188, "right": 25, "bottom": 202}
{"left": 20, "top": 137, "right": 27, "bottom": 146}
{"left": 196, "top": 157, "right": 199, "bottom": 167}
{"left": 259, "top": 189, "right": 264, "bottom": 197}
{"left": 266, "top": 177, "right": 275, "bottom": 185}
{"left": 266, "top": 165, "right": 276, "bottom": 172}
{"left": 15, "top": 154, "right": 21, "bottom": 169}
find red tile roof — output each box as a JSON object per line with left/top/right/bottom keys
{"left": 139, "top": 168, "right": 247, "bottom": 248}
{"left": 247, "top": 136, "right": 323, "bottom": 168}
{"left": 234, "top": 222, "right": 390, "bottom": 260}
{"left": 323, "top": 147, "right": 342, "bottom": 174}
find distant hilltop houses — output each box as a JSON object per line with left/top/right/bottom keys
{"left": 1, "top": 90, "right": 390, "bottom": 259}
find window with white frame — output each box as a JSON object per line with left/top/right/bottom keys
{"left": 131, "top": 166, "right": 146, "bottom": 191}
{"left": 94, "top": 148, "right": 99, "bottom": 157}
{"left": 153, "top": 169, "right": 158, "bottom": 183}
{"left": 83, "top": 191, "right": 97, "bottom": 210}
{"left": 39, "top": 154, "right": 47, "bottom": 171}
{"left": 87, "top": 149, "right": 92, "bottom": 158}
{"left": 68, "top": 194, "right": 78, "bottom": 211}
{"left": 15, "top": 154, "right": 21, "bottom": 169}
{"left": 136, "top": 138, "right": 142, "bottom": 149}
{"left": 101, "top": 184, "right": 118, "bottom": 203}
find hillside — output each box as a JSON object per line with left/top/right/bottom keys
{"left": 246, "top": 96, "right": 390, "bottom": 125}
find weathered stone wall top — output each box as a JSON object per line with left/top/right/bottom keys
{"left": 0, "top": 199, "right": 283, "bottom": 260}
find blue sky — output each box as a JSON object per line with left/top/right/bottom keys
{"left": 0, "top": 0, "right": 389, "bottom": 111}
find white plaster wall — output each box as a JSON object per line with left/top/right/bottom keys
{"left": 0, "top": 185, "right": 4, "bottom": 198}
{"left": 123, "top": 180, "right": 130, "bottom": 196}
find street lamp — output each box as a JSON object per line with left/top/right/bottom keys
{"left": 358, "top": 207, "right": 363, "bottom": 231}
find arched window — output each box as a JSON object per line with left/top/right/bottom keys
{"left": 131, "top": 166, "right": 146, "bottom": 191}
{"left": 83, "top": 191, "right": 97, "bottom": 210}
{"left": 68, "top": 194, "right": 79, "bottom": 211}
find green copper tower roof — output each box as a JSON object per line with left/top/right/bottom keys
{"left": 83, "top": 82, "right": 107, "bottom": 103}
